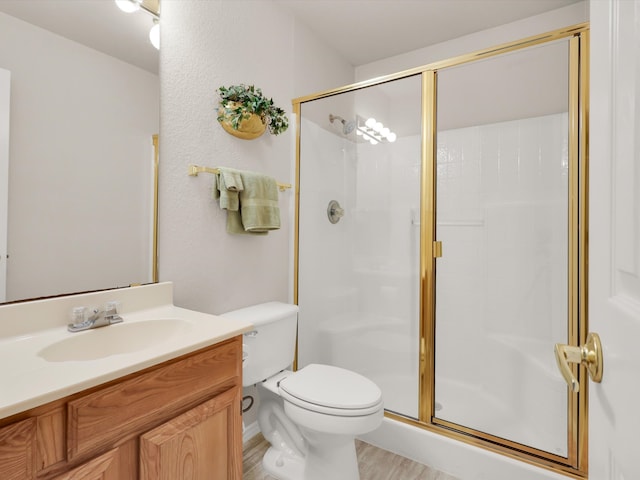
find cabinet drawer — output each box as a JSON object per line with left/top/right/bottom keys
{"left": 67, "top": 338, "right": 241, "bottom": 460}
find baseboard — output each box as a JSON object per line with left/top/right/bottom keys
{"left": 243, "top": 420, "right": 261, "bottom": 444}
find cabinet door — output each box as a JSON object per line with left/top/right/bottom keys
{"left": 140, "top": 386, "right": 242, "bottom": 480}
{"left": 50, "top": 448, "right": 120, "bottom": 480}
{"left": 0, "top": 418, "right": 36, "bottom": 479}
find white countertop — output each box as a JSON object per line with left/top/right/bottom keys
{"left": 0, "top": 283, "right": 253, "bottom": 419}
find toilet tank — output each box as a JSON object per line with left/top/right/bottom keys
{"left": 221, "top": 302, "right": 298, "bottom": 386}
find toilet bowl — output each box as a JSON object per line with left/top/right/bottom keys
{"left": 222, "top": 302, "right": 383, "bottom": 480}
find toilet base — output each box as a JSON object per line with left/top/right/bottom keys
{"left": 262, "top": 445, "right": 305, "bottom": 480}
{"left": 262, "top": 437, "right": 361, "bottom": 480}
{"left": 302, "top": 429, "right": 360, "bottom": 480}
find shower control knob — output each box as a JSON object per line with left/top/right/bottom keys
{"left": 327, "top": 200, "right": 344, "bottom": 224}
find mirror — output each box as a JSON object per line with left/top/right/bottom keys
{"left": 0, "top": 1, "right": 159, "bottom": 303}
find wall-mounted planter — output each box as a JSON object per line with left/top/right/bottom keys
{"left": 216, "top": 84, "right": 288, "bottom": 140}
{"left": 218, "top": 102, "right": 267, "bottom": 140}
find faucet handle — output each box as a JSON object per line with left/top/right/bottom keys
{"left": 105, "top": 301, "right": 121, "bottom": 315}
{"left": 67, "top": 306, "right": 92, "bottom": 331}
{"left": 104, "top": 301, "right": 123, "bottom": 325}
{"left": 71, "top": 306, "right": 88, "bottom": 324}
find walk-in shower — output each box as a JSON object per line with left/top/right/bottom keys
{"left": 293, "top": 24, "right": 589, "bottom": 479}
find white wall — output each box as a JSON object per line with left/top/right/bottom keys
{"left": 355, "top": 1, "right": 588, "bottom": 82}
{"left": 158, "top": 0, "right": 353, "bottom": 315}
{"left": 159, "top": 0, "right": 354, "bottom": 433}
{"left": 291, "top": 18, "right": 356, "bottom": 98}
{"left": 0, "top": 12, "right": 159, "bottom": 301}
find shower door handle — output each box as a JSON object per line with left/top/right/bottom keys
{"left": 554, "top": 332, "right": 603, "bottom": 393}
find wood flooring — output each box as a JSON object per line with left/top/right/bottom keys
{"left": 243, "top": 433, "right": 460, "bottom": 480}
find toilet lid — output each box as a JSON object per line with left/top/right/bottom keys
{"left": 278, "top": 364, "right": 383, "bottom": 415}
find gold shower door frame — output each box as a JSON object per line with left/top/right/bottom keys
{"left": 292, "top": 24, "right": 589, "bottom": 479}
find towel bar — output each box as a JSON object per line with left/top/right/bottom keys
{"left": 187, "top": 164, "right": 292, "bottom": 192}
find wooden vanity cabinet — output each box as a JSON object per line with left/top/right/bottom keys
{"left": 0, "top": 336, "right": 243, "bottom": 479}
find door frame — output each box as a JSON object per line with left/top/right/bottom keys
{"left": 588, "top": 0, "right": 640, "bottom": 478}
{"left": 421, "top": 29, "right": 589, "bottom": 478}
{"left": 0, "top": 68, "right": 10, "bottom": 304}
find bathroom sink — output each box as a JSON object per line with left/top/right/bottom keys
{"left": 38, "top": 319, "right": 192, "bottom": 362}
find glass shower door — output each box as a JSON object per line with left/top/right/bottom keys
{"left": 294, "top": 24, "right": 588, "bottom": 475}
{"left": 297, "top": 75, "right": 423, "bottom": 419}
{"left": 433, "top": 39, "right": 572, "bottom": 458}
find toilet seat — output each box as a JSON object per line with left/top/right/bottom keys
{"left": 278, "top": 364, "right": 383, "bottom": 417}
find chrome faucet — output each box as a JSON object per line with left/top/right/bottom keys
{"left": 67, "top": 302, "right": 123, "bottom": 332}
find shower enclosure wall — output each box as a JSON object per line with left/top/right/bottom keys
{"left": 293, "top": 25, "right": 588, "bottom": 479}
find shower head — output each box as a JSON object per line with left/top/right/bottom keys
{"left": 329, "top": 114, "right": 356, "bottom": 135}
{"left": 343, "top": 119, "right": 356, "bottom": 134}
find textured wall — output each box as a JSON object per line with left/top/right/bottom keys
{"left": 158, "top": 0, "right": 353, "bottom": 315}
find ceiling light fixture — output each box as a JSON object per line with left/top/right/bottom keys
{"left": 114, "top": 0, "right": 160, "bottom": 50}
{"left": 115, "top": 0, "right": 141, "bottom": 13}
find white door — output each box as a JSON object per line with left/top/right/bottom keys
{"left": 589, "top": 0, "right": 640, "bottom": 478}
{"left": 0, "top": 68, "right": 9, "bottom": 303}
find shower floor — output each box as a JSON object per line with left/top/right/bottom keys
{"left": 367, "top": 372, "right": 565, "bottom": 456}
{"left": 435, "top": 377, "right": 567, "bottom": 456}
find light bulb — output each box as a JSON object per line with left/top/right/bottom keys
{"left": 387, "top": 132, "right": 397, "bottom": 143}
{"left": 381, "top": 127, "right": 390, "bottom": 137}
{"left": 370, "top": 138, "right": 378, "bottom": 145}
{"left": 365, "top": 118, "right": 376, "bottom": 129}
{"left": 115, "top": 0, "right": 140, "bottom": 13}
{"left": 149, "top": 22, "right": 160, "bottom": 49}
{"left": 373, "top": 122, "right": 383, "bottom": 132}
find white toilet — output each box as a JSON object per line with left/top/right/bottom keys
{"left": 222, "top": 302, "right": 383, "bottom": 480}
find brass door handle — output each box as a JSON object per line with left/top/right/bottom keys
{"left": 554, "top": 332, "right": 603, "bottom": 393}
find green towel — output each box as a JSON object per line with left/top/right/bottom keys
{"left": 212, "top": 167, "right": 244, "bottom": 211}
{"left": 214, "top": 168, "right": 281, "bottom": 235}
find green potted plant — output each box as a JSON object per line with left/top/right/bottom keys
{"left": 217, "top": 84, "right": 289, "bottom": 139}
